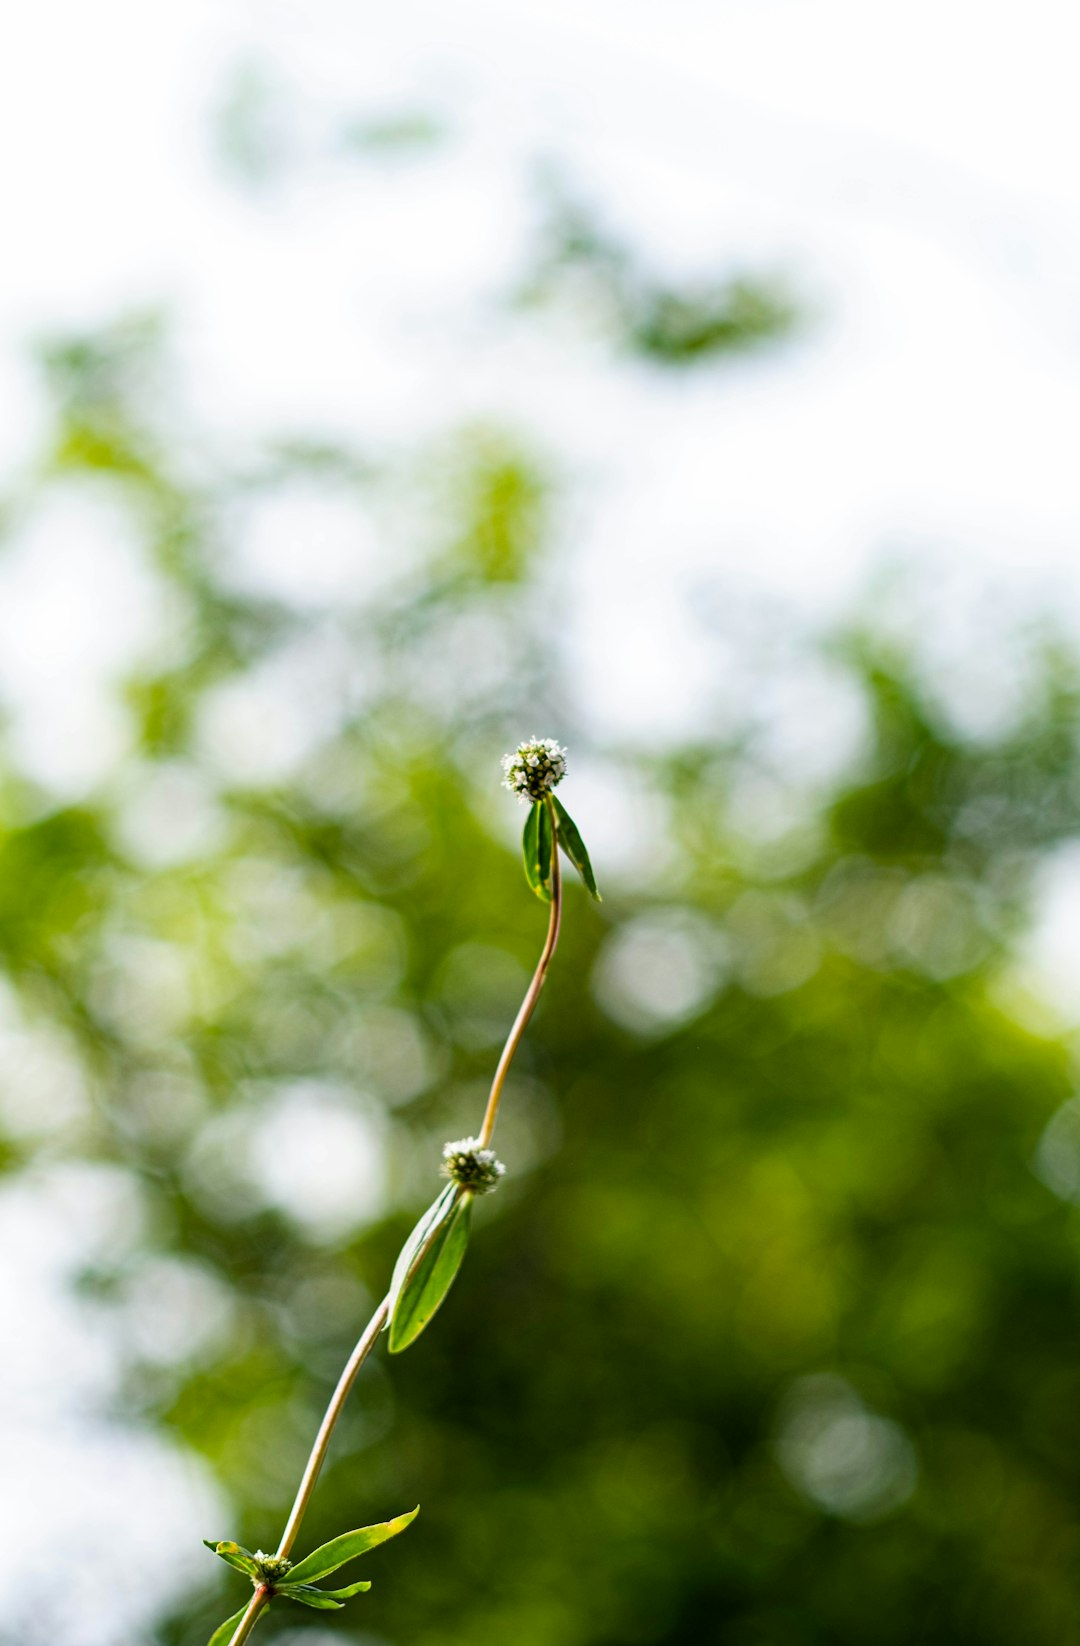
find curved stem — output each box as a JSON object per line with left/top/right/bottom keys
{"left": 226, "top": 806, "right": 564, "bottom": 1646}
{"left": 276, "top": 1298, "right": 390, "bottom": 1559}
{"left": 479, "top": 799, "right": 563, "bottom": 1147}
{"left": 226, "top": 1584, "right": 270, "bottom": 1646}
{"left": 226, "top": 1301, "right": 388, "bottom": 1646}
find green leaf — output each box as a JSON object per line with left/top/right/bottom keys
{"left": 276, "top": 1585, "right": 344, "bottom": 1610}
{"left": 522, "top": 802, "right": 551, "bottom": 900}
{"left": 203, "top": 1540, "right": 261, "bottom": 1579}
{"left": 275, "top": 1576, "right": 373, "bottom": 1608}
{"left": 390, "top": 1190, "right": 472, "bottom": 1352}
{"left": 385, "top": 1185, "right": 455, "bottom": 1326}
{"left": 552, "top": 796, "right": 601, "bottom": 900}
{"left": 207, "top": 1605, "right": 251, "bottom": 1646}
{"left": 387, "top": 1180, "right": 473, "bottom": 1353}
{"left": 537, "top": 797, "right": 554, "bottom": 896}
{"left": 286, "top": 1507, "right": 420, "bottom": 1582}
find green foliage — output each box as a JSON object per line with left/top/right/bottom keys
{"left": 6, "top": 317, "right": 1080, "bottom": 1646}
{"left": 291, "top": 1578, "right": 372, "bottom": 1599}
{"left": 207, "top": 1606, "right": 250, "bottom": 1646}
{"left": 273, "top": 1583, "right": 352, "bottom": 1608}
{"left": 387, "top": 1185, "right": 474, "bottom": 1353}
{"left": 522, "top": 800, "right": 554, "bottom": 901}
{"left": 340, "top": 111, "right": 448, "bottom": 158}
{"left": 0, "top": 807, "right": 113, "bottom": 978}
{"left": 286, "top": 1508, "right": 420, "bottom": 1580}
{"left": 552, "top": 796, "right": 600, "bottom": 900}
{"left": 202, "top": 1512, "right": 416, "bottom": 1636}
{"left": 439, "top": 430, "right": 549, "bottom": 582}
{"left": 213, "top": 61, "right": 290, "bottom": 190}
{"left": 630, "top": 275, "right": 799, "bottom": 364}
{"left": 520, "top": 187, "right": 799, "bottom": 365}
{"left": 203, "top": 1542, "right": 261, "bottom": 1579}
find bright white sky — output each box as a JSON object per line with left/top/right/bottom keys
{"left": 2, "top": 2, "right": 1080, "bottom": 1637}
{"left": 3, "top": 0, "right": 1080, "bottom": 563}
{"left": 1, "top": 0, "right": 1079, "bottom": 752}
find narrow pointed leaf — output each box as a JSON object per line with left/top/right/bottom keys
{"left": 286, "top": 1508, "right": 420, "bottom": 1583}
{"left": 389, "top": 1191, "right": 472, "bottom": 1352}
{"left": 385, "top": 1185, "right": 456, "bottom": 1329}
{"left": 207, "top": 1606, "right": 251, "bottom": 1646}
{"left": 522, "top": 802, "right": 550, "bottom": 900}
{"left": 203, "top": 1540, "right": 261, "bottom": 1579}
{"left": 276, "top": 1585, "right": 344, "bottom": 1610}
{"left": 537, "top": 797, "right": 554, "bottom": 898}
{"left": 552, "top": 796, "right": 601, "bottom": 900}
{"left": 387, "top": 1182, "right": 473, "bottom": 1354}
{"left": 277, "top": 1580, "right": 373, "bottom": 1603}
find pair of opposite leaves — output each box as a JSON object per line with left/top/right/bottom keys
{"left": 205, "top": 1509, "right": 418, "bottom": 1643}
{"left": 522, "top": 794, "right": 600, "bottom": 903}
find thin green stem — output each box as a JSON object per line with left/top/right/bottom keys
{"left": 276, "top": 1298, "right": 390, "bottom": 1559}
{"left": 225, "top": 803, "right": 564, "bottom": 1646}
{"left": 479, "top": 796, "right": 563, "bottom": 1147}
{"left": 226, "top": 1584, "right": 270, "bottom": 1646}
{"left": 225, "top": 1302, "right": 388, "bottom": 1646}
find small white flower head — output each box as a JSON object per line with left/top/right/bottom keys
{"left": 501, "top": 737, "right": 567, "bottom": 802}
{"left": 253, "top": 1553, "right": 293, "bottom": 1585}
{"left": 441, "top": 1136, "right": 506, "bottom": 1194}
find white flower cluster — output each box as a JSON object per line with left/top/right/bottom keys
{"left": 441, "top": 1136, "right": 506, "bottom": 1194}
{"left": 501, "top": 737, "right": 568, "bottom": 802}
{"left": 252, "top": 1553, "right": 292, "bottom": 1583}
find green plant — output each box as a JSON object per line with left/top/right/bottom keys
{"left": 202, "top": 739, "right": 598, "bottom": 1645}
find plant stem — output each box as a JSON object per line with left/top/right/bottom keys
{"left": 226, "top": 1584, "right": 270, "bottom": 1646}
{"left": 479, "top": 798, "right": 563, "bottom": 1147}
{"left": 225, "top": 821, "right": 563, "bottom": 1646}
{"left": 225, "top": 1303, "right": 388, "bottom": 1646}
{"left": 276, "top": 1299, "right": 390, "bottom": 1559}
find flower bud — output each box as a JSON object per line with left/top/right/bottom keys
{"left": 252, "top": 1553, "right": 293, "bottom": 1585}
{"left": 441, "top": 1137, "right": 506, "bottom": 1194}
{"left": 501, "top": 738, "right": 568, "bottom": 802}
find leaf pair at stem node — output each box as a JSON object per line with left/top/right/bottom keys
{"left": 523, "top": 794, "right": 600, "bottom": 902}
{"left": 203, "top": 1509, "right": 418, "bottom": 1644}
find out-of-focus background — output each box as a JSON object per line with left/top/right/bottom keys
{"left": 4, "top": 4, "right": 1080, "bottom": 1643}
